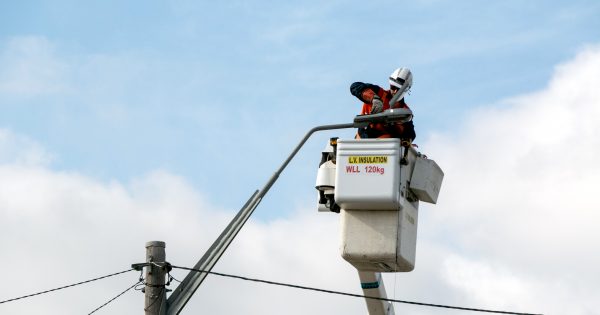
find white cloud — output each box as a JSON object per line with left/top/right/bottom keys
{"left": 421, "top": 44, "right": 600, "bottom": 315}
{"left": 2, "top": 44, "right": 600, "bottom": 315}
{"left": 442, "top": 255, "right": 534, "bottom": 310}
{"left": 0, "top": 129, "right": 360, "bottom": 314}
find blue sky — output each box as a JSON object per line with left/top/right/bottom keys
{"left": 2, "top": 1, "right": 599, "bottom": 220}
{"left": 2, "top": 1, "right": 600, "bottom": 314}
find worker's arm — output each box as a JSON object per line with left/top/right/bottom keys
{"left": 350, "top": 82, "right": 382, "bottom": 103}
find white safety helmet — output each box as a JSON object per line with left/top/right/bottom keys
{"left": 389, "top": 67, "right": 413, "bottom": 100}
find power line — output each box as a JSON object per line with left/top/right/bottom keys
{"left": 88, "top": 279, "right": 143, "bottom": 314}
{"left": 170, "top": 265, "right": 542, "bottom": 315}
{"left": 0, "top": 269, "right": 135, "bottom": 305}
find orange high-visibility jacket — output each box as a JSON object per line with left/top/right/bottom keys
{"left": 350, "top": 82, "right": 416, "bottom": 140}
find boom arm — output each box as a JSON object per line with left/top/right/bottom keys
{"left": 359, "top": 271, "right": 395, "bottom": 315}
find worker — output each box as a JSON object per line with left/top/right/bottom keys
{"left": 350, "top": 67, "right": 416, "bottom": 141}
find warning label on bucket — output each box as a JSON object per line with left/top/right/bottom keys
{"left": 348, "top": 156, "right": 388, "bottom": 164}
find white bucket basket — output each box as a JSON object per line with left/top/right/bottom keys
{"left": 335, "top": 139, "right": 402, "bottom": 210}
{"left": 335, "top": 139, "right": 419, "bottom": 272}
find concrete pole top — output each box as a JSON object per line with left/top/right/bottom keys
{"left": 146, "top": 241, "right": 166, "bottom": 248}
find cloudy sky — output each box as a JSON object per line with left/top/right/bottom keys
{"left": 1, "top": 1, "right": 600, "bottom": 314}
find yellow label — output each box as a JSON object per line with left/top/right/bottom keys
{"left": 348, "top": 156, "right": 388, "bottom": 164}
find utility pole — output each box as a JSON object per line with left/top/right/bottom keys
{"left": 145, "top": 241, "right": 167, "bottom": 315}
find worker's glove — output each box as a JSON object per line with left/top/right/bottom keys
{"left": 371, "top": 95, "right": 384, "bottom": 114}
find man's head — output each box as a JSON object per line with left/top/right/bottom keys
{"left": 389, "top": 67, "right": 413, "bottom": 100}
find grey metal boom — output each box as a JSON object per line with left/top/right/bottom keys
{"left": 166, "top": 122, "right": 358, "bottom": 314}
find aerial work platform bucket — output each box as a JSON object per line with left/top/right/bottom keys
{"left": 315, "top": 137, "right": 443, "bottom": 272}
{"left": 335, "top": 139, "right": 419, "bottom": 272}
{"left": 313, "top": 115, "right": 444, "bottom": 315}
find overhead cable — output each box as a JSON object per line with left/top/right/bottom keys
{"left": 0, "top": 269, "right": 135, "bottom": 305}
{"left": 170, "top": 265, "right": 542, "bottom": 315}
{"left": 88, "top": 279, "right": 143, "bottom": 314}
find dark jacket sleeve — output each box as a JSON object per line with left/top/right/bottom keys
{"left": 350, "top": 82, "right": 381, "bottom": 103}
{"left": 402, "top": 120, "right": 416, "bottom": 142}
